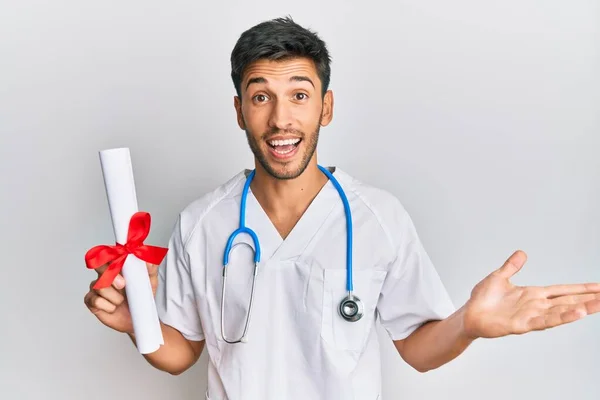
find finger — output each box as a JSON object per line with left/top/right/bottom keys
{"left": 84, "top": 291, "right": 96, "bottom": 311}
{"left": 549, "top": 293, "right": 600, "bottom": 307}
{"left": 112, "top": 274, "right": 125, "bottom": 292}
{"left": 548, "top": 300, "right": 600, "bottom": 318}
{"left": 99, "top": 287, "right": 125, "bottom": 308}
{"left": 544, "top": 282, "right": 600, "bottom": 299}
{"left": 527, "top": 298, "right": 600, "bottom": 332}
{"left": 526, "top": 308, "right": 584, "bottom": 332}
{"left": 89, "top": 280, "right": 125, "bottom": 306}
{"left": 90, "top": 271, "right": 125, "bottom": 291}
{"left": 547, "top": 305, "right": 571, "bottom": 314}
{"left": 94, "top": 262, "right": 109, "bottom": 276}
{"left": 84, "top": 291, "right": 117, "bottom": 313}
{"left": 583, "top": 298, "right": 600, "bottom": 315}
{"left": 495, "top": 250, "right": 527, "bottom": 279}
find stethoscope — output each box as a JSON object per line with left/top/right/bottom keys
{"left": 221, "top": 165, "right": 363, "bottom": 344}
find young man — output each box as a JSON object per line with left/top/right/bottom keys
{"left": 84, "top": 16, "right": 600, "bottom": 400}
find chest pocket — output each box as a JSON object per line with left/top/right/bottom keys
{"left": 321, "top": 268, "right": 387, "bottom": 351}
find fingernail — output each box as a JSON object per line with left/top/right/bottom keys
{"left": 114, "top": 275, "right": 125, "bottom": 288}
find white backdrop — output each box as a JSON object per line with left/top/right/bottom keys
{"left": 1, "top": 1, "right": 599, "bottom": 399}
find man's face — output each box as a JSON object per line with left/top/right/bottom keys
{"left": 234, "top": 57, "right": 333, "bottom": 180}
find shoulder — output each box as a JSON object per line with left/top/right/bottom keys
{"left": 176, "top": 169, "right": 248, "bottom": 247}
{"left": 335, "top": 167, "right": 411, "bottom": 224}
{"left": 334, "top": 167, "right": 415, "bottom": 249}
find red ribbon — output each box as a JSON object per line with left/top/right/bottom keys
{"left": 85, "top": 211, "right": 168, "bottom": 289}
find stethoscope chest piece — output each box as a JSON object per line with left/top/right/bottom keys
{"left": 339, "top": 293, "right": 364, "bottom": 322}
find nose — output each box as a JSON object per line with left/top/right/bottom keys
{"left": 268, "top": 99, "right": 293, "bottom": 131}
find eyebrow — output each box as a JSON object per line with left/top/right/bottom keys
{"left": 245, "top": 76, "right": 315, "bottom": 90}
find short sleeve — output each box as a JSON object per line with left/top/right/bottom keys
{"left": 377, "top": 213, "right": 456, "bottom": 341}
{"left": 155, "top": 214, "right": 205, "bottom": 341}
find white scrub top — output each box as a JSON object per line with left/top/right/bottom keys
{"left": 155, "top": 167, "right": 455, "bottom": 400}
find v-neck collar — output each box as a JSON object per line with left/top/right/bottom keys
{"left": 242, "top": 166, "right": 345, "bottom": 264}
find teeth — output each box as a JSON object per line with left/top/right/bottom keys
{"left": 274, "top": 147, "right": 295, "bottom": 155}
{"left": 268, "top": 138, "right": 301, "bottom": 147}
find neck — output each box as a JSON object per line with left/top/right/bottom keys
{"left": 250, "top": 161, "right": 328, "bottom": 225}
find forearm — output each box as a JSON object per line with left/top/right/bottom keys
{"left": 128, "top": 322, "right": 204, "bottom": 375}
{"left": 395, "top": 305, "right": 475, "bottom": 373}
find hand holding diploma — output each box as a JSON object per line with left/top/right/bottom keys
{"left": 84, "top": 259, "right": 161, "bottom": 333}
{"left": 83, "top": 148, "right": 168, "bottom": 354}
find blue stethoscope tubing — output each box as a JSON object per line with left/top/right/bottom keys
{"left": 221, "top": 164, "right": 363, "bottom": 344}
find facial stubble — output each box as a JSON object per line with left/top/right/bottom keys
{"left": 244, "top": 112, "right": 323, "bottom": 180}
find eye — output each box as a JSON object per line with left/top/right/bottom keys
{"left": 294, "top": 93, "right": 308, "bottom": 101}
{"left": 253, "top": 94, "right": 269, "bottom": 103}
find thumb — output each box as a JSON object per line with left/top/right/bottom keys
{"left": 146, "top": 262, "right": 160, "bottom": 296}
{"left": 495, "top": 250, "right": 527, "bottom": 279}
{"left": 147, "top": 262, "right": 159, "bottom": 278}
{"left": 146, "top": 262, "right": 158, "bottom": 277}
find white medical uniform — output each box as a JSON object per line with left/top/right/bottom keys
{"left": 155, "top": 167, "right": 456, "bottom": 400}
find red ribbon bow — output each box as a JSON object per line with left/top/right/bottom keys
{"left": 85, "top": 211, "right": 168, "bottom": 289}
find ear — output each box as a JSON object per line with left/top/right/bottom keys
{"left": 234, "top": 96, "right": 245, "bottom": 130}
{"left": 320, "top": 90, "right": 334, "bottom": 127}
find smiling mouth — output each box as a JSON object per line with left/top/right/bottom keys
{"left": 267, "top": 138, "right": 302, "bottom": 155}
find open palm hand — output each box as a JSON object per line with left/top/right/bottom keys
{"left": 463, "top": 251, "right": 600, "bottom": 339}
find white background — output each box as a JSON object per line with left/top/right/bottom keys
{"left": 1, "top": 1, "right": 598, "bottom": 399}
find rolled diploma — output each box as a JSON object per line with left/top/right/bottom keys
{"left": 99, "top": 147, "right": 164, "bottom": 354}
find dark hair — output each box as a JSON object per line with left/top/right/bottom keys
{"left": 230, "top": 16, "right": 332, "bottom": 99}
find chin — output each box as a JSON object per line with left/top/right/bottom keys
{"left": 267, "top": 164, "right": 304, "bottom": 180}
{"left": 262, "top": 158, "right": 308, "bottom": 180}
